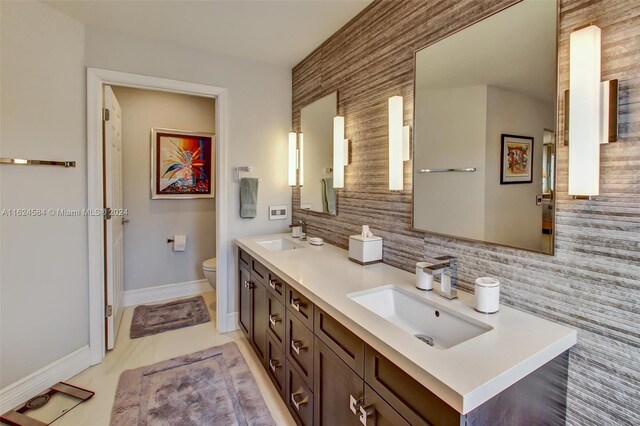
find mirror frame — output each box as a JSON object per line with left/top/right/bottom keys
{"left": 410, "top": 0, "right": 560, "bottom": 255}
{"left": 296, "top": 90, "right": 340, "bottom": 216}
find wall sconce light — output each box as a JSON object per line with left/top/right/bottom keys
{"left": 288, "top": 131, "right": 301, "bottom": 186}
{"left": 343, "top": 139, "right": 349, "bottom": 166}
{"left": 389, "top": 96, "right": 410, "bottom": 190}
{"left": 333, "top": 116, "right": 345, "bottom": 188}
{"left": 299, "top": 133, "right": 304, "bottom": 187}
{"left": 568, "top": 24, "right": 619, "bottom": 197}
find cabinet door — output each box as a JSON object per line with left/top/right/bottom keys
{"left": 314, "top": 338, "right": 363, "bottom": 426}
{"left": 286, "top": 360, "right": 314, "bottom": 426}
{"left": 266, "top": 331, "right": 286, "bottom": 399}
{"left": 251, "top": 279, "right": 268, "bottom": 364}
{"left": 361, "top": 384, "right": 411, "bottom": 426}
{"left": 238, "top": 265, "right": 252, "bottom": 339}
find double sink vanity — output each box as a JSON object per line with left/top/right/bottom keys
{"left": 235, "top": 234, "right": 576, "bottom": 426}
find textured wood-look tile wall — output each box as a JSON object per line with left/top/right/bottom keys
{"left": 291, "top": 0, "right": 640, "bottom": 424}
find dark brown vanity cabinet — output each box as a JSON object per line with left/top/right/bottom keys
{"left": 237, "top": 247, "right": 570, "bottom": 426}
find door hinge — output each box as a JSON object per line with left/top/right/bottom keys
{"left": 106, "top": 305, "right": 113, "bottom": 317}
{"left": 104, "top": 207, "right": 112, "bottom": 220}
{"left": 103, "top": 108, "right": 110, "bottom": 122}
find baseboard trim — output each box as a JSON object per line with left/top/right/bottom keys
{"left": 0, "top": 345, "right": 91, "bottom": 413}
{"left": 123, "top": 279, "right": 211, "bottom": 307}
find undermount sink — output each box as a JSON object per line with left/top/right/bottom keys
{"left": 348, "top": 285, "right": 492, "bottom": 350}
{"left": 256, "top": 237, "right": 306, "bottom": 252}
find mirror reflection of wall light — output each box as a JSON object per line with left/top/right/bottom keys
{"left": 568, "top": 24, "right": 619, "bottom": 198}
{"left": 389, "top": 96, "right": 406, "bottom": 191}
{"left": 299, "top": 133, "right": 304, "bottom": 187}
{"left": 333, "top": 116, "right": 345, "bottom": 188}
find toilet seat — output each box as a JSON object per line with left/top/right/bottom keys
{"left": 203, "top": 258, "right": 217, "bottom": 272}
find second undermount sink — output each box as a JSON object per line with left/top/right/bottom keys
{"left": 256, "top": 237, "right": 306, "bottom": 252}
{"left": 348, "top": 285, "right": 492, "bottom": 350}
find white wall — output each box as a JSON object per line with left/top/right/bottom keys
{"left": 484, "top": 86, "right": 554, "bottom": 251}
{"left": 111, "top": 87, "right": 216, "bottom": 291}
{"left": 414, "top": 86, "right": 487, "bottom": 240}
{"left": 0, "top": 1, "right": 86, "bottom": 387}
{"left": 84, "top": 27, "right": 292, "bottom": 327}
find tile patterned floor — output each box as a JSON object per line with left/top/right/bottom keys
{"left": 56, "top": 292, "right": 294, "bottom": 425}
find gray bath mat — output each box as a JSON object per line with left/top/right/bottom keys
{"left": 110, "top": 342, "right": 275, "bottom": 425}
{"left": 130, "top": 296, "right": 211, "bottom": 339}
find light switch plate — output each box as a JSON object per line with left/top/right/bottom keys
{"left": 269, "top": 205, "right": 288, "bottom": 220}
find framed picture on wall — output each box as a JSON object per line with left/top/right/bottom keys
{"left": 500, "top": 134, "right": 534, "bottom": 184}
{"left": 151, "top": 128, "right": 215, "bottom": 199}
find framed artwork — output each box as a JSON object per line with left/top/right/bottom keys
{"left": 151, "top": 128, "right": 215, "bottom": 199}
{"left": 500, "top": 134, "right": 534, "bottom": 184}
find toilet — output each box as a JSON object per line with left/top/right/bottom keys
{"left": 202, "top": 258, "right": 217, "bottom": 290}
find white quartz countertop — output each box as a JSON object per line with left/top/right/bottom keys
{"left": 235, "top": 234, "right": 577, "bottom": 415}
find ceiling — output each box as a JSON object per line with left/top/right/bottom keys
{"left": 415, "top": 0, "right": 557, "bottom": 104}
{"left": 44, "top": 0, "right": 371, "bottom": 67}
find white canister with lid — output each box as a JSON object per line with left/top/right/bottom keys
{"left": 475, "top": 277, "right": 500, "bottom": 314}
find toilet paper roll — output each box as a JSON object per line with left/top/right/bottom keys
{"left": 172, "top": 235, "right": 187, "bottom": 252}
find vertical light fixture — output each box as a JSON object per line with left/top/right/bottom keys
{"left": 569, "top": 25, "right": 601, "bottom": 197}
{"left": 388, "top": 96, "right": 403, "bottom": 190}
{"left": 403, "top": 125, "right": 411, "bottom": 161}
{"left": 288, "top": 131, "right": 297, "bottom": 186}
{"left": 298, "top": 133, "right": 304, "bottom": 187}
{"left": 343, "top": 139, "right": 349, "bottom": 166}
{"left": 333, "top": 116, "right": 345, "bottom": 188}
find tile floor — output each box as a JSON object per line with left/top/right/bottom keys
{"left": 55, "top": 292, "right": 294, "bottom": 425}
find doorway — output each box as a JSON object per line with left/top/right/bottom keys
{"left": 87, "top": 68, "right": 230, "bottom": 365}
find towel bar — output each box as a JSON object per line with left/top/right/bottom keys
{"left": 235, "top": 166, "right": 262, "bottom": 183}
{"left": 418, "top": 167, "right": 476, "bottom": 173}
{"left": 0, "top": 157, "right": 76, "bottom": 168}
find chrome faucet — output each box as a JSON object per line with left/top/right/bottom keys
{"left": 289, "top": 220, "right": 308, "bottom": 240}
{"left": 423, "top": 256, "right": 458, "bottom": 300}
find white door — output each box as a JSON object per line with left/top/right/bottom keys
{"left": 104, "top": 85, "right": 125, "bottom": 350}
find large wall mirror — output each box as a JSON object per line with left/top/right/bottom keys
{"left": 300, "top": 91, "right": 337, "bottom": 215}
{"left": 412, "top": 0, "right": 557, "bottom": 254}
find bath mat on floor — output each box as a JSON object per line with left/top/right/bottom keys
{"left": 110, "top": 342, "right": 274, "bottom": 426}
{"left": 130, "top": 296, "right": 211, "bottom": 339}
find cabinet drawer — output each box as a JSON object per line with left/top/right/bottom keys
{"left": 286, "top": 360, "right": 314, "bottom": 426}
{"left": 286, "top": 311, "right": 314, "bottom": 388}
{"left": 239, "top": 247, "right": 251, "bottom": 269}
{"left": 365, "top": 346, "right": 459, "bottom": 426}
{"left": 251, "top": 258, "right": 269, "bottom": 285}
{"left": 286, "top": 285, "right": 314, "bottom": 329}
{"left": 314, "top": 308, "right": 364, "bottom": 377}
{"left": 266, "top": 331, "right": 286, "bottom": 399}
{"left": 268, "top": 293, "right": 286, "bottom": 347}
{"left": 266, "top": 270, "right": 286, "bottom": 302}
{"left": 362, "top": 384, "right": 411, "bottom": 426}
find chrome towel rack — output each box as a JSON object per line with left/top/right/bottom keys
{"left": 0, "top": 157, "right": 76, "bottom": 168}
{"left": 235, "top": 166, "right": 262, "bottom": 183}
{"left": 418, "top": 167, "right": 476, "bottom": 173}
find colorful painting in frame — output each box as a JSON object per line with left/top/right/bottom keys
{"left": 500, "top": 134, "right": 534, "bottom": 184}
{"left": 151, "top": 128, "right": 215, "bottom": 199}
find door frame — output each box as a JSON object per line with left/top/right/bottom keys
{"left": 87, "top": 68, "right": 230, "bottom": 365}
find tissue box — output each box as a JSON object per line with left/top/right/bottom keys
{"left": 349, "top": 235, "right": 383, "bottom": 265}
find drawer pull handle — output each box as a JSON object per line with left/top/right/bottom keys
{"left": 349, "top": 394, "right": 363, "bottom": 415}
{"left": 359, "top": 404, "right": 374, "bottom": 426}
{"left": 291, "top": 339, "right": 307, "bottom": 355}
{"left": 269, "top": 279, "right": 278, "bottom": 290}
{"left": 243, "top": 280, "right": 254, "bottom": 289}
{"left": 290, "top": 391, "right": 308, "bottom": 411}
{"left": 291, "top": 298, "right": 303, "bottom": 311}
{"left": 269, "top": 314, "right": 281, "bottom": 326}
{"left": 268, "top": 358, "right": 281, "bottom": 372}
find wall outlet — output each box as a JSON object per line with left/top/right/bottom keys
{"left": 269, "top": 205, "right": 288, "bottom": 220}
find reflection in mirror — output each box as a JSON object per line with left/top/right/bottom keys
{"left": 300, "top": 91, "right": 337, "bottom": 215}
{"left": 412, "top": 0, "right": 557, "bottom": 254}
